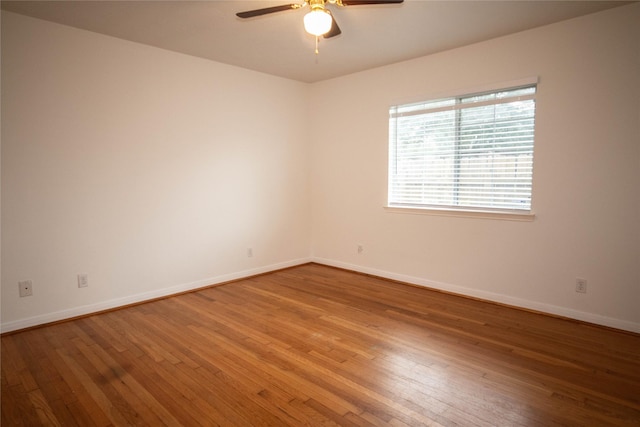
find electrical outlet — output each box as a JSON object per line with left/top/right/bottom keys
{"left": 575, "top": 278, "right": 587, "bottom": 294}
{"left": 77, "top": 274, "right": 89, "bottom": 288}
{"left": 357, "top": 244, "right": 363, "bottom": 254}
{"left": 247, "top": 248, "right": 253, "bottom": 258}
{"left": 19, "top": 280, "right": 33, "bottom": 297}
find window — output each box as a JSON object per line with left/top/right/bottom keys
{"left": 388, "top": 83, "right": 537, "bottom": 214}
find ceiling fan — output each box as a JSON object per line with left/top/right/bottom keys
{"left": 236, "top": 0, "right": 404, "bottom": 40}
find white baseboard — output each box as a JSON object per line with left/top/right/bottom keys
{"left": 312, "top": 257, "right": 640, "bottom": 334}
{"left": 0, "top": 258, "right": 312, "bottom": 334}
{"left": 4, "top": 257, "right": 638, "bottom": 334}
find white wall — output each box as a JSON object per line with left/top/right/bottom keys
{"left": 1, "top": 12, "right": 311, "bottom": 331}
{"left": 3, "top": 5, "right": 639, "bottom": 333}
{"left": 310, "top": 4, "right": 640, "bottom": 332}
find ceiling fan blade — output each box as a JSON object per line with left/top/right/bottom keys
{"left": 236, "top": 4, "right": 301, "bottom": 19}
{"left": 323, "top": 16, "right": 342, "bottom": 38}
{"left": 341, "top": 0, "right": 403, "bottom": 5}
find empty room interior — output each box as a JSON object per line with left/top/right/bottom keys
{"left": 1, "top": 1, "right": 639, "bottom": 425}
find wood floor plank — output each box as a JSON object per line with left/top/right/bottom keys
{"left": 2, "top": 263, "right": 639, "bottom": 426}
{"left": 55, "top": 345, "right": 132, "bottom": 426}
{"left": 1, "top": 382, "right": 42, "bottom": 426}
{"left": 45, "top": 345, "right": 112, "bottom": 426}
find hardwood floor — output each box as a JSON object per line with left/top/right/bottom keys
{"left": 2, "top": 263, "right": 639, "bottom": 426}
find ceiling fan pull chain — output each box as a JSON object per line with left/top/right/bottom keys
{"left": 315, "top": 36, "right": 320, "bottom": 55}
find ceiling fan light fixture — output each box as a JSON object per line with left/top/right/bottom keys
{"left": 303, "top": 9, "right": 332, "bottom": 36}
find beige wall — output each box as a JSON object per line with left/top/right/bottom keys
{"left": 1, "top": 12, "right": 311, "bottom": 331}
{"left": 309, "top": 4, "right": 640, "bottom": 331}
{"left": 3, "top": 4, "right": 639, "bottom": 332}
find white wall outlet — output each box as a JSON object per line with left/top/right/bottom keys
{"left": 357, "top": 244, "right": 363, "bottom": 254}
{"left": 19, "top": 280, "right": 33, "bottom": 297}
{"left": 247, "top": 248, "right": 253, "bottom": 258}
{"left": 77, "top": 274, "right": 89, "bottom": 288}
{"left": 575, "top": 278, "right": 587, "bottom": 294}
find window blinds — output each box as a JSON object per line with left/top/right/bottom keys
{"left": 388, "top": 85, "right": 536, "bottom": 212}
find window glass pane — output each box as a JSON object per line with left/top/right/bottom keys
{"left": 389, "top": 84, "right": 536, "bottom": 212}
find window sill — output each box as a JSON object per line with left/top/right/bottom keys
{"left": 384, "top": 205, "right": 535, "bottom": 222}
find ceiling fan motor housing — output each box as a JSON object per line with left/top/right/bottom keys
{"left": 309, "top": 0, "right": 328, "bottom": 11}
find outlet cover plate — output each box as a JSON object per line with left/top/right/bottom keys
{"left": 19, "top": 280, "right": 33, "bottom": 297}
{"left": 576, "top": 278, "right": 587, "bottom": 293}
{"left": 78, "top": 274, "right": 89, "bottom": 288}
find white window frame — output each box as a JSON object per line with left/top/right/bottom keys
{"left": 387, "top": 78, "right": 538, "bottom": 221}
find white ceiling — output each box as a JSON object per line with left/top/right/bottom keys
{"left": 1, "top": 0, "right": 631, "bottom": 83}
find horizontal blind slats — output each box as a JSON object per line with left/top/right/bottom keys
{"left": 389, "top": 84, "right": 536, "bottom": 211}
